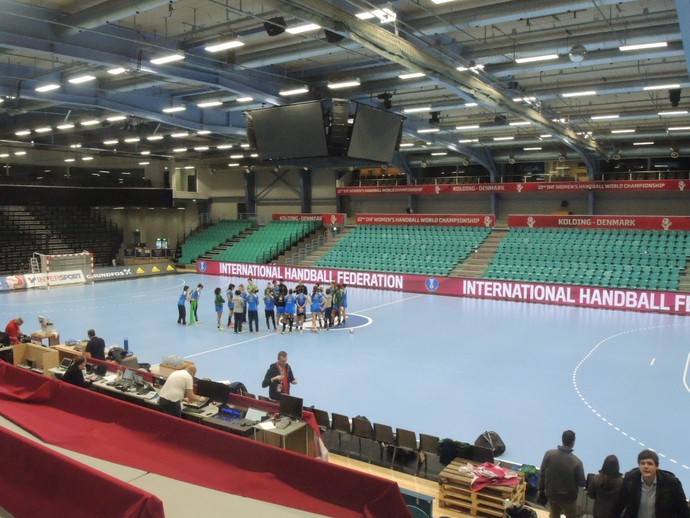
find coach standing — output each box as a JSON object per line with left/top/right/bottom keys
{"left": 538, "top": 430, "right": 586, "bottom": 518}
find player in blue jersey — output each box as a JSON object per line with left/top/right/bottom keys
{"left": 282, "top": 289, "right": 296, "bottom": 334}
{"left": 310, "top": 286, "right": 325, "bottom": 332}
{"left": 247, "top": 287, "right": 260, "bottom": 333}
{"left": 264, "top": 287, "right": 277, "bottom": 331}
{"left": 295, "top": 288, "right": 308, "bottom": 331}
{"left": 177, "top": 285, "right": 189, "bottom": 325}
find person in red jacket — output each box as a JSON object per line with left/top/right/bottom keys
{"left": 4, "top": 317, "right": 24, "bottom": 344}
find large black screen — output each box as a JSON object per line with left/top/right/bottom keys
{"left": 250, "top": 101, "right": 329, "bottom": 160}
{"left": 196, "top": 379, "right": 231, "bottom": 403}
{"left": 347, "top": 104, "right": 403, "bottom": 163}
{"left": 279, "top": 394, "right": 303, "bottom": 419}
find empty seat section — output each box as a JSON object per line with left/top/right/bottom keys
{"left": 315, "top": 225, "right": 491, "bottom": 276}
{"left": 485, "top": 228, "right": 689, "bottom": 291}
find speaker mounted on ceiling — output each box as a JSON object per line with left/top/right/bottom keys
{"left": 264, "top": 17, "right": 286, "bottom": 37}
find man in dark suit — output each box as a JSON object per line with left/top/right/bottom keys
{"left": 85, "top": 329, "right": 106, "bottom": 375}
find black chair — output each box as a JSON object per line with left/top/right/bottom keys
{"left": 394, "top": 428, "right": 418, "bottom": 474}
{"left": 257, "top": 395, "right": 272, "bottom": 402}
{"left": 372, "top": 423, "right": 395, "bottom": 466}
{"left": 351, "top": 417, "right": 376, "bottom": 462}
{"left": 310, "top": 408, "right": 334, "bottom": 449}
{"left": 417, "top": 433, "right": 443, "bottom": 480}
{"left": 330, "top": 413, "right": 352, "bottom": 455}
{"left": 466, "top": 444, "right": 494, "bottom": 464}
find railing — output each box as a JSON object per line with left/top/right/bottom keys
{"left": 350, "top": 170, "right": 690, "bottom": 187}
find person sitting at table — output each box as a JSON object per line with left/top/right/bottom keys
{"left": 4, "top": 317, "right": 25, "bottom": 344}
{"left": 158, "top": 365, "right": 207, "bottom": 417}
{"left": 62, "top": 357, "right": 93, "bottom": 389}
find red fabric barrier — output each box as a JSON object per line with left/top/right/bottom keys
{"left": 0, "top": 425, "right": 164, "bottom": 518}
{"left": 0, "top": 364, "right": 410, "bottom": 517}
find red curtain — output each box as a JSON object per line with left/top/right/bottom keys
{"left": 0, "top": 363, "right": 409, "bottom": 517}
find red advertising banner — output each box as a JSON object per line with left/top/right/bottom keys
{"left": 272, "top": 213, "right": 346, "bottom": 225}
{"left": 336, "top": 179, "right": 688, "bottom": 196}
{"left": 354, "top": 214, "right": 495, "bottom": 226}
{"left": 197, "top": 261, "right": 690, "bottom": 316}
{"left": 508, "top": 214, "right": 690, "bottom": 230}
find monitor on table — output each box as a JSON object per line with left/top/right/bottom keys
{"left": 279, "top": 394, "right": 303, "bottom": 420}
{"left": 195, "top": 379, "right": 231, "bottom": 404}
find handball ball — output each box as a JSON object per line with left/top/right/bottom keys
{"left": 349, "top": 328, "right": 354, "bottom": 334}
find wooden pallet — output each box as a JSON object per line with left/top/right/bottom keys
{"left": 439, "top": 458, "right": 526, "bottom": 517}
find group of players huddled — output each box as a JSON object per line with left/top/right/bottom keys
{"left": 210, "top": 279, "right": 347, "bottom": 334}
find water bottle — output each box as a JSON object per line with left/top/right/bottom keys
{"left": 124, "top": 338, "right": 129, "bottom": 352}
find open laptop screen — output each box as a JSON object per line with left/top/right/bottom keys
{"left": 244, "top": 407, "right": 268, "bottom": 422}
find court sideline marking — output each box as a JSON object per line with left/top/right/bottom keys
{"left": 573, "top": 324, "right": 690, "bottom": 471}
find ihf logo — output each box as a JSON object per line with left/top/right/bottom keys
{"left": 425, "top": 278, "right": 439, "bottom": 292}
{"left": 198, "top": 261, "right": 207, "bottom": 272}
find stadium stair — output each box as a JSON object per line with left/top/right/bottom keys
{"left": 449, "top": 228, "right": 507, "bottom": 279}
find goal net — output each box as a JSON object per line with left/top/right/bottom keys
{"left": 32, "top": 251, "right": 94, "bottom": 288}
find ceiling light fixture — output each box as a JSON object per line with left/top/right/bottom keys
{"left": 458, "top": 138, "right": 479, "bottom": 143}
{"left": 35, "top": 84, "right": 60, "bottom": 93}
{"left": 14, "top": 151, "right": 26, "bottom": 156}
{"left": 173, "top": 148, "right": 187, "bottom": 152}
{"left": 124, "top": 137, "right": 140, "bottom": 143}
{"left": 147, "top": 135, "right": 164, "bottom": 141}
{"left": 493, "top": 136, "right": 514, "bottom": 141}
{"left": 106, "top": 115, "right": 127, "bottom": 122}
{"left": 286, "top": 23, "right": 321, "bottom": 35}
{"left": 562, "top": 90, "right": 597, "bottom": 98}
{"left": 404, "top": 106, "right": 432, "bottom": 113}
{"left": 611, "top": 129, "right": 635, "bottom": 134}
{"left": 171, "top": 132, "right": 188, "bottom": 138}
{"left": 591, "top": 114, "right": 619, "bottom": 120}
{"left": 619, "top": 41, "right": 668, "bottom": 52}
{"left": 56, "top": 123, "right": 75, "bottom": 130}
{"left": 279, "top": 86, "right": 309, "bottom": 96}
{"left": 197, "top": 100, "right": 223, "bottom": 108}
{"left": 515, "top": 54, "right": 559, "bottom": 64}
{"left": 327, "top": 78, "right": 361, "bottom": 89}
{"left": 658, "top": 110, "right": 687, "bottom": 116}
{"left": 197, "top": 130, "right": 211, "bottom": 135}
{"left": 524, "top": 147, "right": 542, "bottom": 151}
{"left": 15, "top": 130, "right": 31, "bottom": 136}
{"left": 236, "top": 96, "right": 253, "bottom": 102}
{"left": 103, "top": 140, "right": 119, "bottom": 145}
{"left": 399, "top": 72, "right": 425, "bottom": 80}
{"left": 162, "top": 106, "right": 185, "bottom": 113}
{"left": 81, "top": 119, "right": 100, "bottom": 126}
{"left": 509, "top": 121, "right": 531, "bottom": 126}
{"left": 456, "top": 125, "right": 480, "bottom": 130}
{"left": 194, "top": 146, "right": 209, "bottom": 151}
{"left": 633, "top": 141, "right": 654, "bottom": 145}
{"left": 150, "top": 53, "right": 185, "bottom": 65}
{"left": 68, "top": 75, "right": 96, "bottom": 84}
{"left": 205, "top": 40, "right": 244, "bottom": 53}
{"left": 643, "top": 83, "right": 680, "bottom": 91}
{"left": 108, "top": 68, "right": 127, "bottom": 75}
{"left": 34, "top": 127, "right": 52, "bottom": 133}
{"left": 417, "top": 128, "right": 439, "bottom": 133}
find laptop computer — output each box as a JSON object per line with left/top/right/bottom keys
{"left": 244, "top": 407, "right": 269, "bottom": 423}
{"left": 59, "top": 358, "right": 73, "bottom": 370}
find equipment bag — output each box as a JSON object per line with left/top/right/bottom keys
{"left": 474, "top": 430, "right": 506, "bottom": 457}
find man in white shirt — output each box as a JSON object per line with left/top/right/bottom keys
{"left": 158, "top": 365, "right": 206, "bottom": 417}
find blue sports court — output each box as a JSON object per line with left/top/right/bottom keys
{"left": 2, "top": 272, "right": 688, "bottom": 490}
